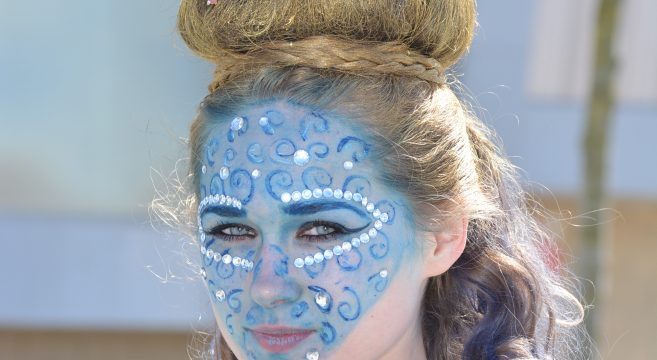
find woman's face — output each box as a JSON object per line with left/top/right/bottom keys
{"left": 197, "top": 100, "right": 427, "bottom": 360}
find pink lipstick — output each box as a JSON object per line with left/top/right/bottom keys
{"left": 249, "top": 325, "right": 316, "bottom": 353}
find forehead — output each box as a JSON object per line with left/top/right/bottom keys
{"left": 198, "top": 100, "right": 380, "bottom": 211}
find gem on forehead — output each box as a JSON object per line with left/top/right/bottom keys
{"left": 292, "top": 191, "right": 302, "bottom": 202}
{"left": 222, "top": 254, "right": 232, "bottom": 264}
{"left": 201, "top": 165, "right": 207, "bottom": 174}
{"left": 230, "top": 117, "right": 244, "bottom": 131}
{"left": 322, "top": 188, "right": 333, "bottom": 198}
{"left": 215, "top": 289, "right": 226, "bottom": 302}
{"left": 293, "top": 149, "right": 310, "bottom": 166}
{"left": 219, "top": 166, "right": 230, "bottom": 180}
{"left": 281, "top": 192, "right": 292, "bottom": 203}
{"left": 294, "top": 258, "right": 305, "bottom": 268}
{"left": 361, "top": 197, "right": 368, "bottom": 206}
{"left": 302, "top": 189, "right": 312, "bottom": 199}
{"left": 343, "top": 161, "right": 354, "bottom": 170}
{"left": 343, "top": 191, "right": 353, "bottom": 200}
{"left": 323, "top": 249, "right": 334, "bottom": 259}
{"left": 304, "top": 256, "right": 315, "bottom": 266}
{"left": 258, "top": 116, "right": 269, "bottom": 126}
{"left": 251, "top": 169, "right": 261, "bottom": 179}
{"left": 306, "top": 350, "right": 320, "bottom": 360}
{"left": 333, "top": 189, "right": 343, "bottom": 199}
{"left": 353, "top": 193, "right": 363, "bottom": 202}
{"left": 312, "top": 188, "right": 323, "bottom": 198}
{"left": 313, "top": 252, "right": 324, "bottom": 263}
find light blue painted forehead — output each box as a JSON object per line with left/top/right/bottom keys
{"left": 198, "top": 101, "right": 379, "bottom": 207}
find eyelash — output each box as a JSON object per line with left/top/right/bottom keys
{"left": 205, "top": 220, "right": 364, "bottom": 242}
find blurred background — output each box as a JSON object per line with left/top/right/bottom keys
{"left": 1, "top": 0, "right": 655, "bottom": 359}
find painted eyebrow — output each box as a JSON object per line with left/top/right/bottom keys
{"left": 282, "top": 200, "right": 369, "bottom": 219}
{"left": 200, "top": 205, "right": 246, "bottom": 218}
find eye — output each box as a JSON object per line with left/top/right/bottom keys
{"left": 207, "top": 223, "right": 257, "bottom": 241}
{"left": 296, "top": 220, "right": 369, "bottom": 242}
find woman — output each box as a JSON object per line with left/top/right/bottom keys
{"left": 174, "top": 0, "right": 584, "bottom": 359}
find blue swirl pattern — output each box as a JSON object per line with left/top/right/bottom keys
{"left": 337, "top": 287, "right": 361, "bottom": 321}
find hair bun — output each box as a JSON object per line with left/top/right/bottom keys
{"left": 178, "top": 0, "right": 476, "bottom": 69}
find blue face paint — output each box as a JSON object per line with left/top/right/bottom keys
{"left": 196, "top": 100, "right": 417, "bottom": 360}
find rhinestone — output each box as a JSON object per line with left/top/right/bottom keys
{"left": 242, "top": 260, "right": 251, "bottom": 269}
{"left": 251, "top": 169, "right": 261, "bottom": 179}
{"left": 292, "top": 191, "right": 302, "bottom": 202}
{"left": 380, "top": 270, "right": 388, "bottom": 278}
{"left": 213, "top": 253, "right": 221, "bottom": 262}
{"left": 343, "top": 161, "right": 354, "bottom": 170}
{"left": 235, "top": 201, "right": 242, "bottom": 210}
{"left": 333, "top": 245, "right": 343, "bottom": 256}
{"left": 294, "top": 258, "right": 305, "bottom": 268}
{"left": 200, "top": 268, "right": 207, "bottom": 280}
{"left": 226, "top": 197, "right": 233, "bottom": 206}
{"left": 219, "top": 194, "right": 226, "bottom": 204}
{"left": 374, "top": 220, "right": 383, "bottom": 230}
{"left": 361, "top": 197, "right": 368, "bottom": 206}
{"left": 373, "top": 209, "right": 381, "bottom": 218}
{"left": 215, "top": 289, "right": 226, "bottom": 302}
{"left": 322, "top": 188, "right": 333, "bottom": 198}
{"left": 230, "top": 117, "right": 244, "bottom": 131}
{"left": 323, "top": 249, "right": 334, "bottom": 259}
{"left": 232, "top": 257, "right": 242, "bottom": 266}
{"left": 200, "top": 246, "right": 207, "bottom": 254}
{"left": 200, "top": 232, "right": 206, "bottom": 242}
{"left": 351, "top": 237, "right": 361, "bottom": 247}
{"left": 206, "top": 249, "right": 214, "bottom": 258}
{"left": 368, "top": 228, "right": 378, "bottom": 238}
{"left": 304, "top": 256, "right": 315, "bottom": 266}
{"left": 222, "top": 254, "right": 232, "bottom": 264}
{"left": 366, "top": 203, "right": 375, "bottom": 212}
{"left": 314, "top": 252, "right": 324, "bottom": 263}
{"left": 315, "top": 292, "right": 329, "bottom": 309}
{"left": 219, "top": 166, "right": 230, "bottom": 180}
{"left": 306, "top": 350, "right": 320, "bottom": 360}
{"left": 258, "top": 116, "right": 269, "bottom": 126}
{"left": 302, "top": 189, "right": 312, "bottom": 199}
{"left": 201, "top": 165, "right": 207, "bottom": 174}
{"left": 281, "top": 192, "right": 292, "bottom": 203}
{"left": 293, "top": 149, "right": 310, "bottom": 166}
{"left": 333, "top": 189, "right": 343, "bottom": 199}
{"left": 353, "top": 193, "right": 363, "bottom": 202}
{"left": 343, "top": 191, "right": 353, "bottom": 200}
{"left": 360, "top": 233, "right": 370, "bottom": 244}
{"left": 341, "top": 241, "right": 352, "bottom": 252}
{"left": 380, "top": 213, "right": 389, "bottom": 223}
{"left": 312, "top": 188, "right": 322, "bottom": 198}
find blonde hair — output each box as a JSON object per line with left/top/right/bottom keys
{"left": 176, "top": 1, "right": 585, "bottom": 358}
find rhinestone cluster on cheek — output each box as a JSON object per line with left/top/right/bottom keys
{"left": 200, "top": 247, "right": 255, "bottom": 271}
{"left": 283, "top": 187, "right": 391, "bottom": 269}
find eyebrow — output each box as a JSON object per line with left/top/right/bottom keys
{"left": 200, "top": 205, "right": 246, "bottom": 218}
{"left": 282, "top": 200, "right": 369, "bottom": 219}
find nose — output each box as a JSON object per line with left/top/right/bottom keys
{"left": 250, "top": 244, "right": 302, "bottom": 308}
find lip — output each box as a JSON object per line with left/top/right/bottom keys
{"left": 248, "top": 325, "right": 316, "bottom": 353}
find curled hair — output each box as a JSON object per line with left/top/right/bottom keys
{"left": 175, "top": 1, "right": 586, "bottom": 359}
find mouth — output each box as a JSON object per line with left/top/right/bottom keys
{"left": 248, "top": 325, "right": 316, "bottom": 353}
